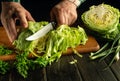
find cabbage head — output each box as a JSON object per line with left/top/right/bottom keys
{"left": 13, "top": 21, "right": 49, "bottom": 52}
{"left": 81, "top": 4, "right": 120, "bottom": 40}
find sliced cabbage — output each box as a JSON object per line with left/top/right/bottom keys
{"left": 13, "top": 21, "right": 49, "bottom": 52}
{"left": 14, "top": 21, "right": 88, "bottom": 65}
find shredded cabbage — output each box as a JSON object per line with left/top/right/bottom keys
{"left": 14, "top": 21, "right": 88, "bottom": 65}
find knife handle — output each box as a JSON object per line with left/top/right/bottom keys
{"left": 51, "top": 22, "right": 56, "bottom": 29}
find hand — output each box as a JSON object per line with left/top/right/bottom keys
{"left": 1, "top": 2, "right": 34, "bottom": 43}
{"left": 50, "top": 0, "right": 78, "bottom": 26}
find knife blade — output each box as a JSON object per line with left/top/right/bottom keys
{"left": 26, "top": 22, "right": 55, "bottom": 41}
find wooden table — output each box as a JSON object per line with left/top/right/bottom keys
{"left": 1, "top": 0, "right": 120, "bottom": 80}
{"left": 0, "top": 25, "right": 120, "bottom": 81}
{"left": 0, "top": 54, "right": 120, "bottom": 81}
{"left": 0, "top": 22, "right": 120, "bottom": 81}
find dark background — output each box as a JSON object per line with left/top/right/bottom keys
{"left": 0, "top": 0, "right": 120, "bottom": 26}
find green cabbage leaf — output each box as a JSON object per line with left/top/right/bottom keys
{"left": 14, "top": 21, "right": 88, "bottom": 61}
{"left": 81, "top": 4, "right": 120, "bottom": 40}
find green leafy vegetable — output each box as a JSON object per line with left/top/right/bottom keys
{"left": 13, "top": 21, "right": 49, "bottom": 52}
{"left": 90, "top": 33, "right": 120, "bottom": 67}
{"left": 0, "top": 60, "right": 10, "bottom": 74}
{"left": 14, "top": 52, "right": 30, "bottom": 78}
{"left": 81, "top": 3, "right": 120, "bottom": 40}
{"left": 0, "top": 45, "right": 13, "bottom": 74}
{"left": 0, "top": 45, "right": 12, "bottom": 55}
{"left": 28, "top": 21, "right": 48, "bottom": 33}
{"left": 82, "top": 4, "right": 120, "bottom": 66}
{"left": 13, "top": 21, "right": 88, "bottom": 78}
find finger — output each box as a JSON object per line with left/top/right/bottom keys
{"left": 64, "top": 11, "right": 69, "bottom": 25}
{"left": 70, "top": 17, "right": 77, "bottom": 25}
{"left": 4, "top": 18, "right": 17, "bottom": 43}
{"left": 68, "top": 16, "right": 75, "bottom": 26}
{"left": 50, "top": 10, "right": 55, "bottom": 22}
{"left": 17, "top": 12, "right": 28, "bottom": 28}
{"left": 67, "top": 12, "right": 77, "bottom": 26}
{"left": 26, "top": 12, "right": 35, "bottom": 22}
{"left": 56, "top": 11, "right": 65, "bottom": 26}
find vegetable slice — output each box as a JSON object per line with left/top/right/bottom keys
{"left": 81, "top": 4, "right": 120, "bottom": 40}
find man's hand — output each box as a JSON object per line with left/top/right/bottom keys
{"left": 1, "top": 2, "right": 34, "bottom": 42}
{"left": 50, "top": 0, "right": 78, "bottom": 26}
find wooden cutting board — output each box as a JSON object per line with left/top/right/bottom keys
{"left": 0, "top": 27, "right": 100, "bottom": 61}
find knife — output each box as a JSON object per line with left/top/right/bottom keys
{"left": 26, "top": 22, "right": 55, "bottom": 41}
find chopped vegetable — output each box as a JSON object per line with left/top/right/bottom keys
{"left": 0, "top": 45, "right": 12, "bottom": 55}
{"left": 69, "top": 59, "right": 77, "bottom": 64}
{"left": 13, "top": 21, "right": 88, "bottom": 78}
{"left": 0, "top": 45, "right": 13, "bottom": 74}
{"left": 0, "top": 60, "right": 10, "bottom": 74}
{"left": 14, "top": 52, "right": 30, "bottom": 78}
{"left": 89, "top": 34, "right": 120, "bottom": 66}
